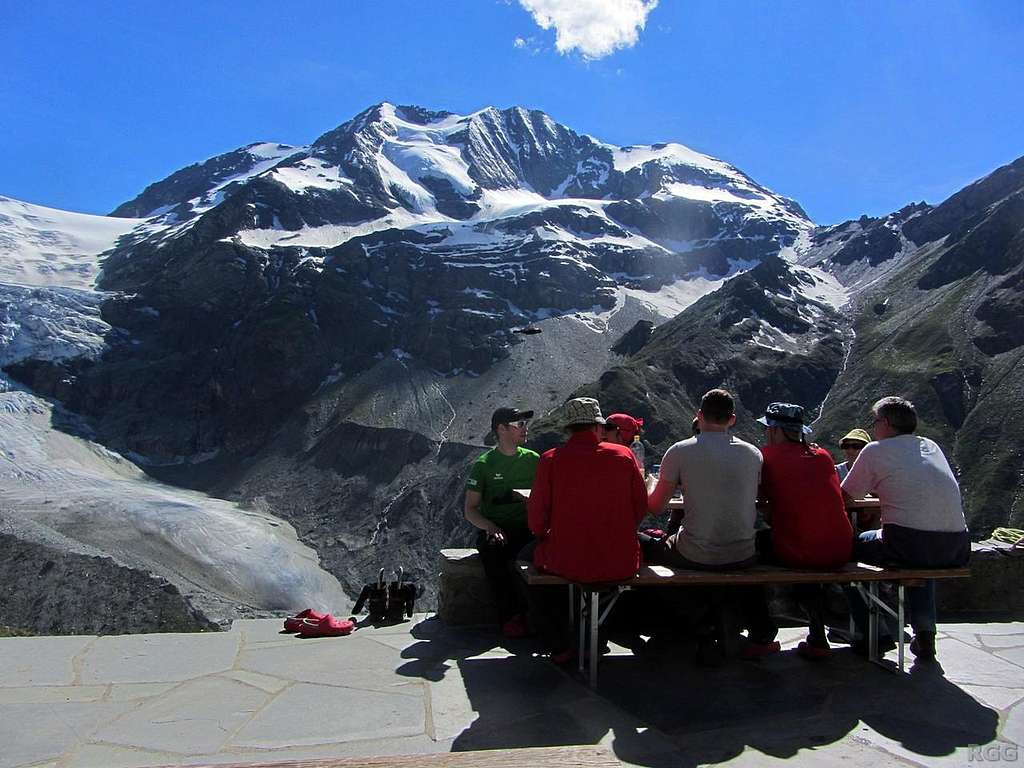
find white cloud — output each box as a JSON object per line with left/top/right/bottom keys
{"left": 517, "top": 0, "right": 659, "bottom": 60}
{"left": 514, "top": 36, "right": 528, "bottom": 48}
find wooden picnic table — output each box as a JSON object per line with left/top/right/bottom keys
{"left": 518, "top": 560, "right": 971, "bottom": 688}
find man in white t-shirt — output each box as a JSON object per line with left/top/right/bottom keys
{"left": 646, "top": 388, "right": 777, "bottom": 661}
{"left": 841, "top": 396, "right": 970, "bottom": 660}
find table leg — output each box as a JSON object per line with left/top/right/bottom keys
{"left": 577, "top": 588, "right": 585, "bottom": 674}
{"left": 868, "top": 582, "right": 878, "bottom": 663}
{"left": 898, "top": 584, "right": 905, "bottom": 672}
{"left": 589, "top": 590, "right": 600, "bottom": 689}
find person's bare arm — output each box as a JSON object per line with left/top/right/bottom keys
{"left": 647, "top": 478, "right": 676, "bottom": 515}
{"left": 464, "top": 490, "right": 504, "bottom": 542}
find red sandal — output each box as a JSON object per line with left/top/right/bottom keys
{"left": 283, "top": 609, "right": 328, "bottom": 633}
{"left": 297, "top": 614, "right": 355, "bottom": 637}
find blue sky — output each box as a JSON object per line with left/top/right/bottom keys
{"left": 2, "top": 0, "right": 1021, "bottom": 224}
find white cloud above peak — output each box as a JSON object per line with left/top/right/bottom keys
{"left": 517, "top": 0, "right": 659, "bottom": 59}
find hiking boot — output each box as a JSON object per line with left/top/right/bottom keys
{"left": 550, "top": 648, "right": 574, "bottom": 666}
{"left": 910, "top": 632, "right": 936, "bottom": 660}
{"left": 741, "top": 640, "right": 781, "bottom": 660}
{"left": 797, "top": 639, "right": 832, "bottom": 661}
{"left": 501, "top": 614, "right": 530, "bottom": 639}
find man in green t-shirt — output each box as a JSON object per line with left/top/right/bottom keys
{"left": 465, "top": 406, "right": 539, "bottom": 637}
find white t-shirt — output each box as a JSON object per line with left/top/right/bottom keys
{"left": 841, "top": 435, "right": 966, "bottom": 533}
{"left": 659, "top": 432, "right": 762, "bottom": 565}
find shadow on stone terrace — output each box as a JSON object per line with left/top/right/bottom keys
{"left": 397, "top": 618, "right": 999, "bottom": 767}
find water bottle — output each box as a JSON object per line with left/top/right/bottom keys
{"left": 630, "top": 435, "right": 646, "bottom": 475}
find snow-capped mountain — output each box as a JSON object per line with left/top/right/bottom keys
{"left": 112, "top": 103, "right": 808, "bottom": 258}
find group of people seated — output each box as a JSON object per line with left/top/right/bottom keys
{"left": 463, "top": 389, "right": 970, "bottom": 667}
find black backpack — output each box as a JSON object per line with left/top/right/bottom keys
{"left": 386, "top": 567, "right": 418, "bottom": 622}
{"left": 353, "top": 567, "right": 419, "bottom": 624}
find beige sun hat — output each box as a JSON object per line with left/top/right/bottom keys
{"left": 562, "top": 397, "right": 606, "bottom": 427}
{"left": 840, "top": 428, "right": 871, "bottom": 446}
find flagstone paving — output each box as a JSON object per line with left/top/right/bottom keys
{"left": 0, "top": 617, "right": 1020, "bottom": 767}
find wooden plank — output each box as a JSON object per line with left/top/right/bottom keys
{"left": 516, "top": 562, "right": 970, "bottom": 587}
{"left": 175, "top": 745, "right": 621, "bottom": 768}
{"left": 845, "top": 498, "right": 881, "bottom": 509}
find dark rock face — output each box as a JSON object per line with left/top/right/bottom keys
{"left": 611, "top": 320, "right": 654, "bottom": 356}
{"left": 812, "top": 202, "right": 930, "bottom": 270}
{"left": 903, "top": 156, "right": 1024, "bottom": 247}
{"left": 973, "top": 264, "right": 1024, "bottom": 354}
{"left": 110, "top": 143, "right": 301, "bottom": 219}
{"left": 831, "top": 224, "right": 902, "bottom": 266}
{"left": 917, "top": 191, "right": 1024, "bottom": 290}
{"left": 0, "top": 534, "right": 217, "bottom": 635}
{"left": 529, "top": 256, "right": 847, "bottom": 457}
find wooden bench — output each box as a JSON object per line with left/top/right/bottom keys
{"left": 172, "top": 745, "right": 621, "bottom": 768}
{"left": 517, "top": 561, "right": 971, "bottom": 688}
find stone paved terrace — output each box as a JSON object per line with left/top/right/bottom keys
{"left": 1, "top": 617, "right": 1022, "bottom": 767}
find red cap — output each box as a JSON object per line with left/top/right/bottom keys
{"left": 605, "top": 413, "right": 643, "bottom": 442}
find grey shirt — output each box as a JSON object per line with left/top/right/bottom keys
{"left": 841, "top": 435, "right": 967, "bottom": 533}
{"left": 659, "top": 432, "right": 763, "bottom": 565}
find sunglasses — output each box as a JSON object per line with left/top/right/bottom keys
{"left": 840, "top": 442, "right": 865, "bottom": 450}
{"left": 503, "top": 420, "right": 530, "bottom": 429}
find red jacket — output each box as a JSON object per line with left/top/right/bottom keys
{"left": 528, "top": 431, "right": 648, "bottom": 583}
{"left": 760, "top": 442, "right": 853, "bottom": 569}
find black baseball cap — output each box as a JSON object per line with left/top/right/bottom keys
{"left": 491, "top": 407, "right": 534, "bottom": 431}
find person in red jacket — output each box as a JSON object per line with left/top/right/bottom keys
{"left": 757, "top": 402, "right": 853, "bottom": 660}
{"left": 524, "top": 397, "right": 648, "bottom": 660}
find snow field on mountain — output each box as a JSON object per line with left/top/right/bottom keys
{"left": 781, "top": 232, "right": 850, "bottom": 310}
{"left": 793, "top": 266, "right": 849, "bottom": 310}
{"left": 621, "top": 262, "right": 759, "bottom": 321}
{"left": 0, "top": 196, "right": 145, "bottom": 290}
{"left": 382, "top": 139, "right": 478, "bottom": 196}
{"left": 610, "top": 142, "right": 742, "bottom": 179}
{"left": 272, "top": 157, "right": 354, "bottom": 192}
{"left": 0, "top": 285, "right": 110, "bottom": 366}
